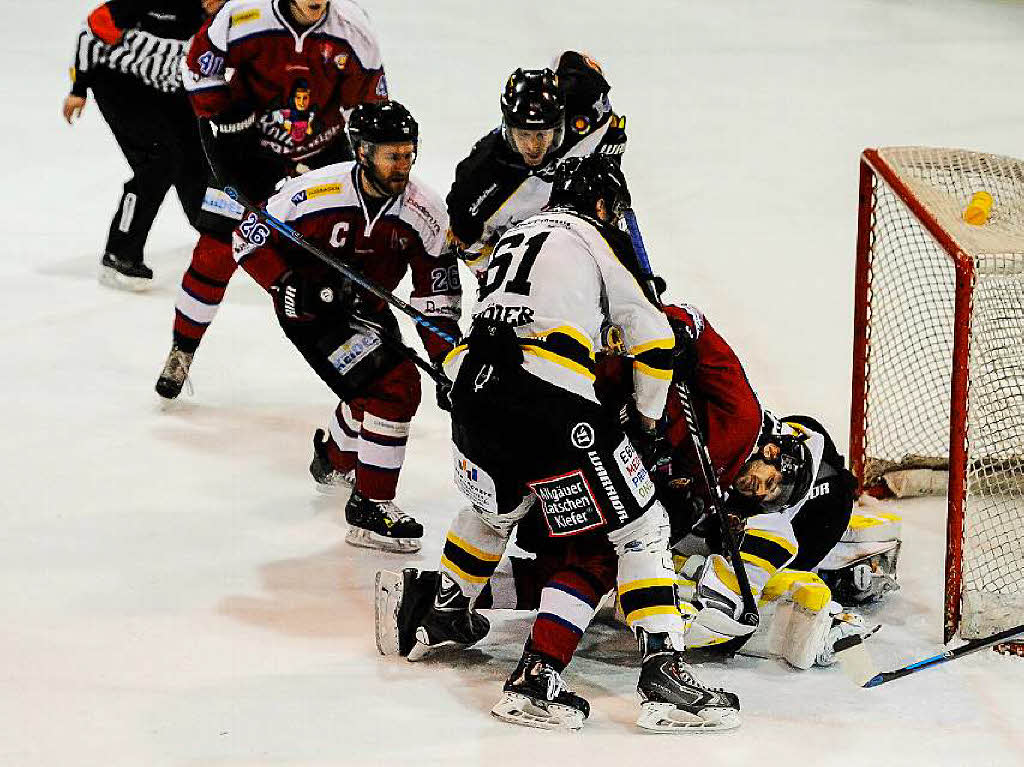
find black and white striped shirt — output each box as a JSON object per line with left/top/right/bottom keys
{"left": 73, "top": 26, "right": 190, "bottom": 93}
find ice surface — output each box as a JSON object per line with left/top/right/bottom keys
{"left": 5, "top": 0, "right": 1024, "bottom": 764}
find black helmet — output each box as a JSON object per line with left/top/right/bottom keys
{"left": 750, "top": 429, "right": 814, "bottom": 513}
{"left": 548, "top": 155, "right": 631, "bottom": 220}
{"left": 500, "top": 68, "right": 565, "bottom": 159}
{"left": 347, "top": 100, "right": 419, "bottom": 157}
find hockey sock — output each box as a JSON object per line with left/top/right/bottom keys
{"left": 326, "top": 403, "right": 360, "bottom": 473}
{"left": 172, "top": 233, "right": 236, "bottom": 352}
{"left": 530, "top": 567, "right": 605, "bottom": 669}
{"left": 439, "top": 508, "right": 506, "bottom": 602}
{"left": 354, "top": 412, "right": 410, "bottom": 501}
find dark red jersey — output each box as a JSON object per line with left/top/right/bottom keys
{"left": 233, "top": 162, "right": 461, "bottom": 362}
{"left": 662, "top": 304, "right": 763, "bottom": 491}
{"left": 184, "top": 0, "right": 386, "bottom": 162}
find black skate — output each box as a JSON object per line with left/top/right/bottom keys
{"left": 491, "top": 651, "right": 590, "bottom": 731}
{"left": 309, "top": 428, "right": 355, "bottom": 495}
{"left": 407, "top": 573, "right": 490, "bottom": 661}
{"left": 636, "top": 631, "right": 740, "bottom": 732}
{"left": 374, "top": 568, "right": 440, "bottom": 656}
{"left": 345, "top": 490, "right": 423, "bottom": 553}
{"left": 155, "top": 343, "right": 194, "bottom": 401}
{"left": 100, "top": 252, "right": 153, "bottom": 292}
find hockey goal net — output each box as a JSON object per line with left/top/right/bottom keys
{"left": 850, "top": 147, "right": 1024, "bottom": 643}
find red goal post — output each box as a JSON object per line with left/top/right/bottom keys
{"left": 850, "top": 147, "right": 1024, "bottom": 643}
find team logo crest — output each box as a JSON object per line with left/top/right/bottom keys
{"left": 572, "top": 115, "right": 590, "bottom": 134}
{"left": 334, "top": 53, "right": 348, "bottom": 69}
{"left": 570, "top": 422, "right": 596, "bottom": 449}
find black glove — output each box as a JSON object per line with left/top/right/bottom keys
{"left": 597, "top": 114, "right": 628, "bottom": 161}
{"left": 620, "top": 402, "right": 671, "bottom": 475}
{"left": 206, "top": 104, "right": 258, "bottom": 172}
{"left": 435, "top": 377, "right": 453, "bottom": 412}
{"left": 668, "top": 315, "right": 698, "bottom": 382}
{"left": 270, "top": 270, "right": 342, "bottom": 323}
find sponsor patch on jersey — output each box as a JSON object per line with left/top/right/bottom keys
{"left": 230, "top": 8, "right": 261, "bottom": 26}
{"left": 302, "top": 183, "right": 342, "bottom": 200}
{"left": 327, "top": 331, "right": 382, "bottom": 376}
{"left": 452, "top": 445, "right": 497, "bottom": 513}
{"left": 571, "top": 115, "right": 590, "bottom": 134}
{"left": 201, "top": 187, "right": 245, "bottom": 220}
{"left": 375, "top": 74, "right": 388, "bottom": 98}
{"left": 334, "top": 53, "right": 348, "bottom": 69}
{"left": 614, "top": 437, "right": 656, "bottom": 507}
{"left": 530, "top": 470, "right": 605, "bottom": 537}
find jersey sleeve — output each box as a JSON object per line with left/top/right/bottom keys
{"left": 591, "top": 236, "right": 674, "bottom": 420}
{"left": 231, "top": 184, "right": 301, "bottom": 289}
{"left": 182, "top": 9, "right": 232, "bottom": 117}
{"left": 69, "top": 3, "right": 121, "bottom": 96}
{"left": 336, "top": 1, "right": 387, "bottom": 106}
{"left": 406, "top": 190, "right": 461, "bottom": 362}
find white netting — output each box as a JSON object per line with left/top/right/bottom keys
{"left": 860, "top": 147, "right": 1024, "bottom": 638}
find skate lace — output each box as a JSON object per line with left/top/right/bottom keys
{"left": 671, "top": 655, "right": 726, "bottom": 694}
{"left": 162, "top": 348, "right": 193, "bottom": 383}
{"left": 532, "top": 663, "right": 568, "bottom": 701}
{"left": 377, "top": 501, "right": 412, "bottom": 525}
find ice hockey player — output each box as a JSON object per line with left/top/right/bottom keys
{"left": 231, "top": 101, "right": 460, "bottom": 553}
{"left": 380, "top": 302, "right": 895, "bottom": 699}
{"left": 375, "top": 155, "right": 740, "bottom": 732}
{"left": 64, "top": 0, "right": 223, "bottom": 290}
{"left": 446, "top": 52, "right": 628, "bottom": 278}
{"left": 155, "top": 0, "right": 389, "bottom": 400}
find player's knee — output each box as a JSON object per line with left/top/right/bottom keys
{"left": 605, "top": 502, "right": 670, "bottom": 557}
{"left": 474, "top": 496, "right": 533, "bottom": 538}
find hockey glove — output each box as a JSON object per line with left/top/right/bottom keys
{"left": 271, "top": 270, "right": 342, "bottom": 324}
{"left": 597, "top": 114, "right": 628, "bottom": 161}
{"left": 668, "top": 315, "right": 698, "bottom": 382}
{"left": 435, "top": 377, "right": 453, "bottom": 412}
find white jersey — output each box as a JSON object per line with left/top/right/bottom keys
{"left": 444, "top": 208, "right": 674, "bottom": 419}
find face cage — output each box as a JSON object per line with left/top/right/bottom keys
{"left": 502, "top": 119, "right": 565, "bottom": 163}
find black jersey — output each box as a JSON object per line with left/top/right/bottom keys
{"left": 446, "top": 51, "right": 627, "bottom": 274}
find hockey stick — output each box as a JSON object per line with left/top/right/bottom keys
{"left": 197, "top": 120, "right": 460, "bottom": 348}
{"left": 349, "top": 312, "right": 450, "bottom": 388}
{"left": 623, "top": 208, "right": 759, "bottom": 628}
{"left": 837, "top": 623, "right": 1024, "bottom": 688}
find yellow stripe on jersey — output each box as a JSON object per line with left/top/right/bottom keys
{"left": 530, "top": 326, "right": 595, "bottom": 357}
{"left": 634, "top": 360, "right": 673, "bottom": 380}
{"left": 443, "top": 343, "right": 468, "bottom": 366}
{"left": 446, "top": 532, "right": 502, "bottom": 563}
{"left": 741, "top": 550, "right": 779, "bottom": 576}
{"left": 712, "top": 555, "right": 762, "bottom": 597}
{"left": 745, "top": 529, "right": 798, "bottom": 557}
{"left": 630, "top": 337, "right": 674, "bottom": 356}
{"left": 522, "top": 346, "right": 596, "bottom": 381}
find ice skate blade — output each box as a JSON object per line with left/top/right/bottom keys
{"left": 406, "top": 636, "right": 470, "bottom": 663}
{"left": 99, "top": 265, "right": 151, "bottom": 292}
{"left": 636, "top": 702, "right": 740, "bottom": 733}
{"left": 491, "top": 692, "right": 585, "bottom": 731}
{"left": 314, "top": 479, "right": 353, "bottom": 496}
{"left": 346, "top": 526, "right": 421, "bottom": 553}
{"left": 374, "top": 569, "right": 404, "bottom": 656}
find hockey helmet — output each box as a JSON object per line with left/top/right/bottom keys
{"left": 347, "top": 100, "right": 419, "bottom": 157}
{"left": 750, "top": 429, "right": 814, "bottom": 513}
{"left": 500, "top": 68, "right": 565, "bottom": 161}
{"left": 548, "top": 155, "right": 631, "bottom": 222}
